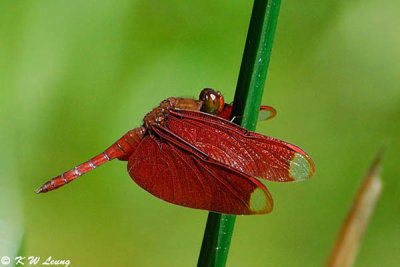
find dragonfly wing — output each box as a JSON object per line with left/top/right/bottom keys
{"left": 127, "top": 135, "right": 273, "bottom": 215}
{"left": 258, "top": 105, "right": 277, "bottom": 121}
{"left": 218, "top": 104, "right": 277, "bottom": 121}
{"left": 164, "top": 109, "right": 315, "bottom": 182}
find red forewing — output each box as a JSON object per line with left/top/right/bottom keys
{"left": 127, "top": 135, "right": 273, "bottom": 215}
{"left": 162, "top": 109, "right": 315, "bottom": 182}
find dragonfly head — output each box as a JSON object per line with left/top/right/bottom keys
{"left": 199, "top": 88, "right": 224, "bottom": 115}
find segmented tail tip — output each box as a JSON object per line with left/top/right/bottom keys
{"left": 35, "top": 184, "right": 47, "bottom": 194}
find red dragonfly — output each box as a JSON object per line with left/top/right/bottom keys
{"left": 36, "top": 88, "right": 315, "bottom": 215}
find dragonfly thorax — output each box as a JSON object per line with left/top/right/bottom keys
{"left": 143, "top": 107, "right": 168, "bottom": 128}
{"left": 143, "top": 97, "right": 204, "bottom": 128}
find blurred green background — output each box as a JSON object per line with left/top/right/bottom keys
{"left": 1, "top": 1, "right": 399, "bottom": 266}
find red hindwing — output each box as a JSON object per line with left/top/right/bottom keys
{"left": 127, "top": 135, "right": 273, "bottom": 215}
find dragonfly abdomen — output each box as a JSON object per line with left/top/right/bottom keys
{"left": 36, "top": 126, "right": 146, "bottom": 193}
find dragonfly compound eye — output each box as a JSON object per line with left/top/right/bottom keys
{"left": 199, "top": 88, "right": 224, "bottom": 115}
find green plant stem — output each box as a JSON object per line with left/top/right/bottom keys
{"left": 197, "top": 0, "right": 281, "bottom": 266}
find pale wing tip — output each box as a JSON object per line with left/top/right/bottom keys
{"left": 258, "top": 106, "right": 277, "bottom": 121}
{"left": 249, "top": 187, "right": 273, "bottom": 214}
{"left": 289, "top": 153, "right": 316, "bottom": 181}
